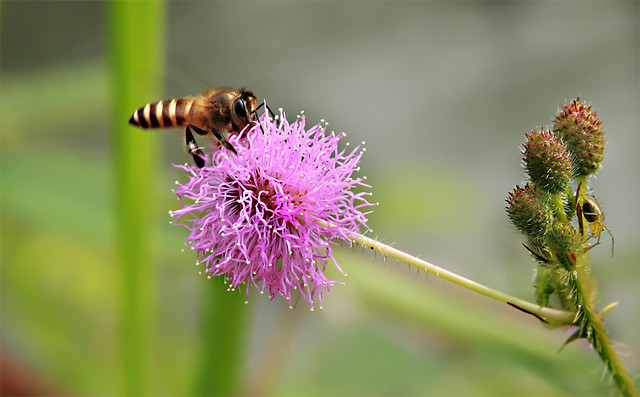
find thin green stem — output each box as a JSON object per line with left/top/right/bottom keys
{"left": 576, "top": 176, "right": 588, "bottom": 197}
{"left": 575, "top": 175, "right": 589, "bottom": 236}
{"left": 550, "top": 192, "right": 568, "bottom": 223}
{"left": 109, "top": 1, "right": 166, "bottom": 394}
{"left": 192, "top": 277, "right": 248, "bottom": 396}
{"left": 571, "top": 253, "right": 638, "bottom": 397}
{"left": 347, "top": 231, "right": 574, "bottom": 325}
{"left": 589, "top": 313, "right": 639, "bottom": 397}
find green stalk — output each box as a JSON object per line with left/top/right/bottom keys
{"left": 589, "top": 312, "right": 639, "bottom": 396}
{"left": 192, "top": 277, "right": 248, "bottom": 396}
{"left": 350, "top": 230, "right": 637, "bottom": 395}
{"left": 570, "top": 252, "right": 638, "bottom": 397}
{"left": 109, "top": 1, "right": 166, "bottom": 394}
{"left": 345, "top": 231, "right": 574, "bottom": 325}
{"left": 547, "top": 210, "right": 635, "bottom": 396}
{"left": 550, "top": 192, "right": 568, "bottom": 223}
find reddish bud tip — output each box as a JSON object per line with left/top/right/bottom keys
{"left": 553, "top": 98, "right": 605, "bottom": 177}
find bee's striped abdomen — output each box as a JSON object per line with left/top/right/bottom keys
{"left": 129, "top": 98, "right": 194, "bottom": 129}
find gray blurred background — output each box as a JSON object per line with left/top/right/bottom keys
{"left": 2, "top": 1, "right": 638, "bottom": 395}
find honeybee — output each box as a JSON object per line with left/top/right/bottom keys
{"left": 129, "top": 88, "right": 258, "bottom": 167}
{"left": 578, "top": 194, "right": 614, "bottom": 256}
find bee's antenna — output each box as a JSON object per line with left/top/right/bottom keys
{"left": 254, "top": 102, "right": 276, "bottom": 120}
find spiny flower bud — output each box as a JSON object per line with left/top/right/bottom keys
{"left": 553, "top": 98, "right": 604, "bottom": 177}
{"left": 548, "top": 219, "right": 582, "bottom": 252}
{"left": 506, "top": 183, "right": 554, "bottom": 240}
{"left": 522, "top": 128, "right": 572, "bottom": 194}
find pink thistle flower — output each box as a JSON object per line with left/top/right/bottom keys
{"left": 170, "top": 110, "right": 374, "bottom": 308}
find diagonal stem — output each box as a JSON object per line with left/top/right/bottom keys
{"left": 347, "top": 231, "right": 574, "bottom": 325}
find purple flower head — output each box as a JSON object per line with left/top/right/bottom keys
{"left": 170, "top": 109, "right": 374, "bottom": 308}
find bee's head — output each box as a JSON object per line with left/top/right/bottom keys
{"left": 231, "top": 89, "right": 258, "bottom": 129}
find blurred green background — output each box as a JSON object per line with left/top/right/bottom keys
{"left": 1, "top": 1, "right": 638, "bottom": 395}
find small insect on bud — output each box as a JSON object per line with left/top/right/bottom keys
{"left": 522, "top": 128, "right": 572, "bottom": 194}
{"left": 579, "top": 195, "right": 615, "bottom": 255}
{"left": 506, "top": 183, "right": 554, "bottom": 240}
{"left": 553, "top": 98, "right": 605, "bottom": 177}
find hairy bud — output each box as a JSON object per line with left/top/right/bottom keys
{"left": 553, "top": 98, "right": 604, "bottom": 177}
{"left": 548, "top": 219, "right": 582, "bottom": 252}
{"left": 522, "top": 128, "right": 572, "bottom": 194}
{"left": 506, "top": 183, "right": 553, "bottom": 240}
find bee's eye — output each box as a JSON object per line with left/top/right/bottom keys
{"left": 233, "top": 98, "right": 247, "bottom": 120}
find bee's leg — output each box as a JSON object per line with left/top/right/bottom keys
{"left": 185, "top": 125, "right": 205, "bottom": 168}
{"left": 190, "top": 125, "right": 208, "bottom": 136}
{"left": 189, "top": 125, "right": 237, "bottom": 155}
{"left": 210, "top": 127, "right": 238, "bottom": 155}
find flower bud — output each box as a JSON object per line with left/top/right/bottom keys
{"left": 548, "top": 219, "right": 582, "bottom": 252}
{"left": 506, "top": 183, "right": 554, "bottom": 240}
{"left": 522, "top": 128, "right": 572, "bottom": 194}
{"left": 553, "top": 98, "right": 604, "bottom": 177}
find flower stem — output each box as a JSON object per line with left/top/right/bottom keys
{"left": 551, "top": 192, "right": 568, "bottom": 223}
{"left": 349, "top": 230, "right": 637, "bottom": 395}
{"left": 192, "top": 277, "right": 247, "bottom": 396}
{"left": 109, "top": 1, "right": 166, "bottom": 394}
{"left": 571, "top": 253, "right": 638, "bottom": 397}
{"left": 590, "top": 313, "right": 639, "bottom": 397}
{"left": 348, "top": 232, "right": 574, "bottom": 325}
